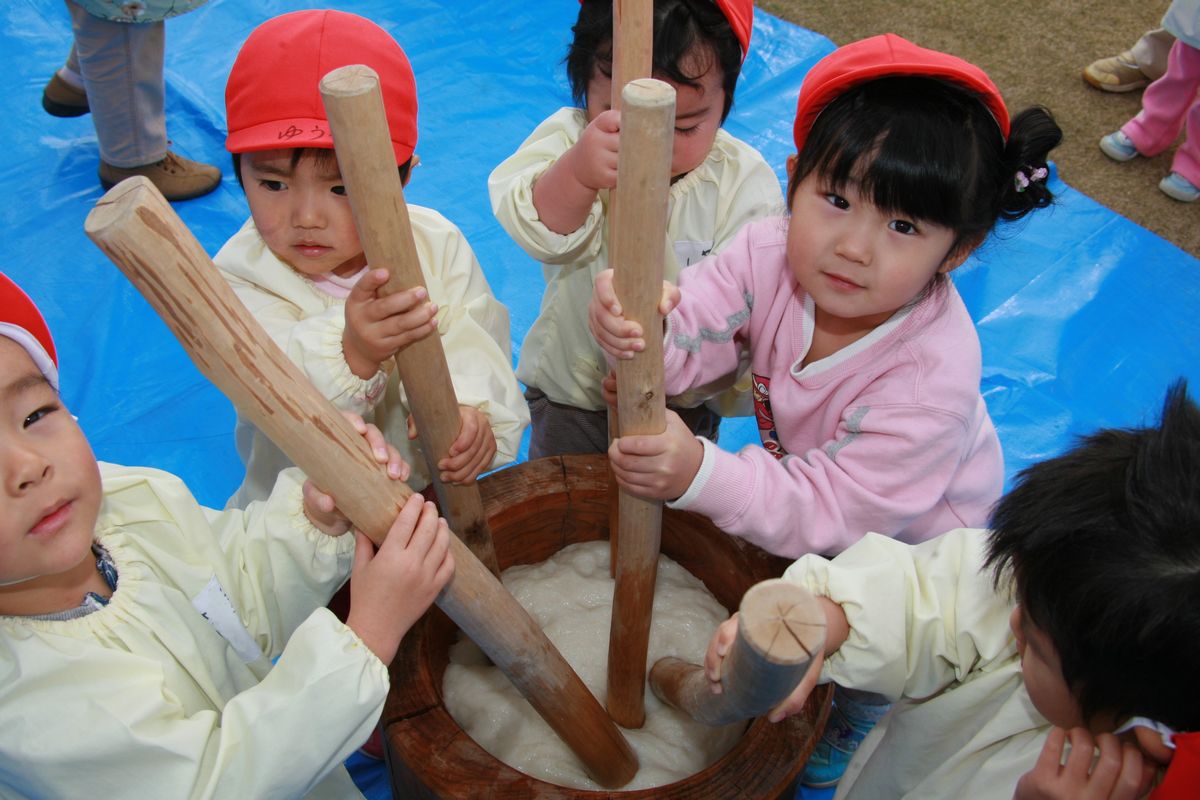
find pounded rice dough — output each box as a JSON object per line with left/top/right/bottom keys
{"left": 442, "top": 540, "right": 743, "bottom": 790}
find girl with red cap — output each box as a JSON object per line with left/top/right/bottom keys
{"left": 0, "top": 271, "right": 453, "bottom": 797}
{"left": 218, "top": 10, "right": 529, "bottom": 509}
{"left": 590, "top": 33, "right": 1062, "bottom": 786}
{"left": 489, "top": 0, "right": 782, "bottom": 459}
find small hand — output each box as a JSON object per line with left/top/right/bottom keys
{"left": 607, "top": 409, "right": 703, "bottom": 500}
{"left": 1013, "top": 727, "right": 1155, "bottom": 800}
{"left": 344, "top": 494, "right": 455, "bottom": 664}
{"left": 600, "top": 370, "right": 618, "bottom": 409}
{"left": 343, "top": 268, "right": 439, "bottom": 378}
{"left": 588, "top": 269, "right": 679, "bottom": 359}
{"left": 572, "top": 108, "right": 621, "bottom": 191}
{"left": 303, "top": 413, "right": 410, "bottom": 536}
{"left": 438, "top": 406, "right": 496, "bottom": 484}
{"left": 703, "top": 614, "right": 740, "bottom": 693}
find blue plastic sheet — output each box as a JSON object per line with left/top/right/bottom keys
{"left": 6, "top": 1, "right": 1200, "bottom": 796}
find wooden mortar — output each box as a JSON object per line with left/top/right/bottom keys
{"left": 383, "top": 454, "right": 832, "bottom": 799}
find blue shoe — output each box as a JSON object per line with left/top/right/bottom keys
{"left": 1158, "top": 172, "right": 1200, "bottom": 203}
{"left": 1099, "top": 130, "right": 1139, "bottom": 162}
{"left": 801, "top": 691, "right": 890, "bottom": 788}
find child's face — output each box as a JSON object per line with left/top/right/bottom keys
{"left": 786, "top": 171, "right": 969, "bottom": 334}
{"left": 0, "top": 339, "right": 101, "bottom": 591}
{"left": 1010, "top": 606, "right": 1087, "bottom": 730}
{"left": 241, "top": 149, "right": 367, "bottom": 279}
{"left": 586, "top": 57, "right": 726, "bottom": 180}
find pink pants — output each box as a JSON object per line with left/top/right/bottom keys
{"left": 1123, "top": 39, "right": 1200, "bottom": 187}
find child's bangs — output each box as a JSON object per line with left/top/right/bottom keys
{"left": 797, "top": 77, "right": 998, "bottom": 230}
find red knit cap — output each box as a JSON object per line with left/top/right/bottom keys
{"left": 0, "top": 273, "right": 59, "bottom": 391}
{"left": 225, "top": 10, "right": 417, "bottom": 165}
{"left": 793, "top": 33, "right": 1010, "bottom": 154}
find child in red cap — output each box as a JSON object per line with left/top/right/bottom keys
{"left": 589, "top": 33, "right": 1062, "bottom": 787}
{"left": 703, "top": 381, "right": 1200, "bottom": 800}
{"left": 489, "top": 0, "right": 782, "bottom": 459}
{"left": 0, "top": 271, "right": 453, "bottom": 796}
{"left": 218, "top": 10, "right": 529, "bottom": 509}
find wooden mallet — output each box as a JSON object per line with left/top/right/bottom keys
{"left": 317, "top": 64, "right": 500, "bottom": 577}
{"left": 605, "top": 77, "right": 675, "bottom": 730}
{"left": 84, "top": 176, "right": 639, "bottom": 790}
{"left": 607, "top": 0, "right": 654, "bottom": 573}
{"left": 649, "top": 579, "right": 827, "bottom": 726}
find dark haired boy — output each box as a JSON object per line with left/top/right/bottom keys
{"left": 705, "top": 382, "right": 1200, "bottom": 798}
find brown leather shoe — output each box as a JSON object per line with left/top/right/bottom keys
{"left": 98, "top": 151, "right": 222, "bottom": 201}
{"left": 42, "top": 73, "right": 90, "bottom": 117}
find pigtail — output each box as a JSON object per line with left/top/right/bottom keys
{"left": 997, "top": 107, "right": 1063, "bottom": 222}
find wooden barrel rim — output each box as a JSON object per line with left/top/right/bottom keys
{"left": 383, "top": 454, "right": 832, "bottom": 798}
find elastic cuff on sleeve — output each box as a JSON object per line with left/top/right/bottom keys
{"left": 667, "top": 436, "right": 718, "bottom": 509}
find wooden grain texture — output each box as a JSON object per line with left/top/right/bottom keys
{"left": 607, "top": 0, "right": 655, "bottom": 572}
{"left": 384, "top": 454, "right": 833, "bottom": 798}
{"left": 649, "top": 579, "right": 826, "bottom": 726}
{"left": 606, "top": 78, "right": 676, "bottom": 729}
{"left": 320, "top": 64, "right": 499, "bottom": 575}
{"left": 84, "top": 177, "right": 637, "bottom": 790}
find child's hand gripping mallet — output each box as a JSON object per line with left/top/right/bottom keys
{"left": 605, "top": 77, "right": 675, "bottom": 729}
{"left": 650, "top": 580, "right": 827, "bottom": 726}
{"left": 320, "top": 64, "right": 500, "bottom": 576}
{"left": 607, "top": 0, "right": 654, "bottom": 574}
{"left": 84, "top": 176, "right": 639, "bottom": 790}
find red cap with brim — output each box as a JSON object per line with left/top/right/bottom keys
{"left": 0, "top": 273, "right": 59, "bottom": 391}
{"left": 225, "top": 9, "right": 417, "bottom": 165}
{"left": 793, "top": 33, "right": 1010, "bottom": 154}
{"left": 578, "top": 0, "right": 754, "bottom": 63}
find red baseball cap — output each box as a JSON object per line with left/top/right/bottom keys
{"left": 580, "top": 0, "right": 754, "bottom": 63}
{"left": 715, "top": 0, "right": 753, "bottom": 63}
{"left": 225, "top": 10, "right": 418, "bottom": 165}
{"left": 0, "top": 273, "right": 58, "bottom": 391}
{"left": 793, "top": 33, "right": 1010, "bottom": 154}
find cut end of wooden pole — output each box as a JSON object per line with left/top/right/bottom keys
{"left": 738, "top": 579, "right": 827, "bottom": 665}
{"left": 621, "top": 77, "right": 676, "bottom": 110}
{"left": 319, "top": 63, "right": 380, "bottom": 98}
{"left": 85, "top": 175, "right": 158, "bottom": 237}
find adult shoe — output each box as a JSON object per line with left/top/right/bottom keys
{"left": 99, "top": 151, "right": 221, "bottom": 201}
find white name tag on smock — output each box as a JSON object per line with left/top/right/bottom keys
{"left": 673, "top": 239, "right": 715, "bottom": 268}
{"left": 192, "top": 574, "right": 265, "bottom": 663}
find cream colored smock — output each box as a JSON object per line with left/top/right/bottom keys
{"left": 216, "top": 208, "right": 529, "bottom": 508}
{"left": 783, "top": 529, "right": 1050, "bottom": 800}
{"left": 489, "top": 106, "right": 783, "bottom": 413}
{"left": 0, "top": 464, "right": 382, "bottom": 799}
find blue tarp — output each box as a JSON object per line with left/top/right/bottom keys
{"left": 7, "top": 1, "right": 1199, "bottom": 796}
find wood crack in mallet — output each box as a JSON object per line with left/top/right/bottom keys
{"left": 83, "top": 176, "right": 638, "bottom": 789}
{"left": 648, "top": 579, "right": 827, "bottom": 727}
{"left": 320, "top": 63, "right": 499, "bottom": 577}
{"left": 605, "top": 76, "right": 676, "bottom": 730}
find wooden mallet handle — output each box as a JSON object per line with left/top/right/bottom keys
{"left": 84, "top": 177, "right": 638, "bottom": 789}
{"left": 319, "top": 64, "right": 498, "bottom": 576}
{"left": 607, "top": 0, "right": 654, "bottom": 573}
{"left": 649, "top": 580, "right": 826, "bottom": 726}
{"left": 605, "top": 78, "right": 675, "bottom": 729}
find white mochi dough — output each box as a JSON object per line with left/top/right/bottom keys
{"left": 442, "top": 541, "right": 744, "bottom": 790}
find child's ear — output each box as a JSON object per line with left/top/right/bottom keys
{"left": 938, "top": 233, "right": 985, "bottom": 275}
{"left": 785, "top": 154, "right": 799, "bottom": 181}
{"left": 400, "top": 153, "right": 420, "bottom": 188}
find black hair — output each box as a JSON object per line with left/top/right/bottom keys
{"left": 985, "top": 381, "right": 1200, "bottom": 731}
{"left": 566, "top": 0, "right": 743, "bottom": 121}
{"left": 231, "top": 148, "right": 413, "bottom": 189}
{"left": 787, "top": 76, "right": 1063, "bottom": 253}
